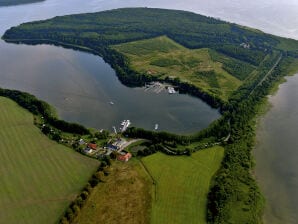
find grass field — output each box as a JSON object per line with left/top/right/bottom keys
{"left": 74, "top": 159, "right": 152, "bottom": 224}
{"left": 113, "top": 36, "right": 242, "bottom": 101}
{"left": 0, "top": 97, "right": 99, "bottom": 224}
{"left": 142, "top": 146, "right": 224, "bottom": 224}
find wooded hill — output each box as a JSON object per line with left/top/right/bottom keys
{"left": 3, "top": 7, "right": 298, "bottom": 54}
{"left": 3, "top": 8, "right": 298, "bottom": 106}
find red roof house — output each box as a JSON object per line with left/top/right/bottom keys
{"left": 87, "top": 143, "right": 97, "bottom": 150}
{"left": 117, "top": 153, "right": 132, "bottom": 162}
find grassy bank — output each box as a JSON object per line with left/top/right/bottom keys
{"left": 0, "top": 97, "right": 99, "bottom": 224}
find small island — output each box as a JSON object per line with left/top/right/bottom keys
{"left": 0, "top": 0, "right": 45, "bottom": 7}
{"left": 2, "top": 7, "right": 298, "bottom": 224}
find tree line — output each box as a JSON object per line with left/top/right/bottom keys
{"left": 207, "top": 53, "right": 289, "bottom": 223}
{"left": 0, "top": 88, "right": 89, "bottom": 135}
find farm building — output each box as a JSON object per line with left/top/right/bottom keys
{"left": 117, "top": 153, "right": 132, "bottom": 162}
{"left": 87, "top": 143, "right": 97, "bottom": 150}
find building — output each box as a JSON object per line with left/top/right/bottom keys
{"left": 87, "top": 143, "right": 97, "bottom": 150}
{"left": 117, "top": 153, "right": 132, "bottom": 162}
{"left": 84, "top": 147, "right": 93, "bottom": 154}
{"left": 107, "top": 144, "right": 119, "bottom": 151}
{"left": 79, "top": 139, "right": 85, "bottom": 145}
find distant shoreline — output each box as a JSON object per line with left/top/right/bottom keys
{"left": 0, "top": 0, "right": 45, "bottom": 7}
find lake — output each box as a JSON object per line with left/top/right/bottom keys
{"left": 254, "top": 75, "right": 298, "bottom": 224}
{"left": 1, "top": 0, "right": 298, "bottom": 222}
{"left": 0, "top": 0, "right": 223, "bottom": 134}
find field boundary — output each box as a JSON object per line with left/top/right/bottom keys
{"left": 139, "top": 159, "right": 158, "bottom": 201}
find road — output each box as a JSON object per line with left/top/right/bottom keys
{"left": 249, "top": 54, "right": 282, "bottom": 96}
{"left": 117, "top": 139, "right": 143, "bottom": 152}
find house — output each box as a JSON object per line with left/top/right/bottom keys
{"left": 117, "top": 153, "right": 132, "bottom": 162}
{"left": 84, "top": 147, "right": 93, "bottom": 154}
{"left": 87, "top": 143, "right": 97, "bottom": 150}
{"left": 79, "top": 139, "right": 85, "bottom": 145}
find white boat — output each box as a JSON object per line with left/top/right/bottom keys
{"left": 155, "top": 124, "right": 159, "bottom": 130}
{"left": 110, "top": 101, "right": 114, "bottom": 105}
{"left": 167, "top": 87, "right": 176, "bottom": 94}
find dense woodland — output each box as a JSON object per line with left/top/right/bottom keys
{"left": 3, "top": 8, "right": 298, "bottom": 106}
{"left": 3, "top": 8, "right": 298, "bottom": 224}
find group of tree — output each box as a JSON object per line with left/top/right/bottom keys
{"left": 59, "top": 159, "right": 110, "bottom": 224}
{"left": 4, "top": 8, "right": 298, "bottom": 110}
{"left": 207, "top": 53, "right": 291, "bottom": 223}
{"left": 0, "top": 88, "right": 90, "bottom": 135}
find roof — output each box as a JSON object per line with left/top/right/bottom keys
{"left": 84, "top": 148, "right": 93, "bottom": 153}
{"left": 117, "top": 153, "right": 132, "bottom": 162}
{"left": 107, "top": 144, "right": 118, "bottom": 150}
{"left": 87, "top": 143, "right": 97, "bottom": 150}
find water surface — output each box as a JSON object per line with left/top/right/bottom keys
{"left": 254, "top": 75, "right": 298, "bottom": 224}
{"left": 0, "top": 0, "right": 223, "bottom": 134}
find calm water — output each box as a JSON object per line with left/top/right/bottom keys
{"left": 254, "top": 75, "right": 298, "bottom": 224}
{"left": 1, "top": 0, "right": 298, "bottom": 222}
{"left": 0, "top": 0, "right": 223, "bottom": 134}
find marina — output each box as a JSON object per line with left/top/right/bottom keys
{"left": 144, "top": 82, "right": 177, "bottom": 94}
{"left": 144, "top": 82, "right": 166, "bottom": 93}
{"left": 167, "top": 86, "right": 176, "bottom": 94}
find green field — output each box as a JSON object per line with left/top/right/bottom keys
{"left": 113, "top": 36, "right": 243, "bottom": 101}
{"left": 0, "top": 97, "right": 99, "bottom": 224}
{"left": 74, "top": 160, "right": 152, "bottom": 224}
{"left": 142, "top": 146, "right": 224, "bottom": 224}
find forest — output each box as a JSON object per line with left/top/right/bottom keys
{"left": 0, "top": 88, "right": 89, "bottom": 135}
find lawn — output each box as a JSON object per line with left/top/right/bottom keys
{"left": 74, "top": 159, "right": 152, "bottom": 224}
{"left": 142, "top": 146, "right": 224, "bottom": 224}
{"left": 113, "top": 36, "right": 242, "bottom": 101}
{"left": 0, "top": 97, "right": 99, "bottom": 224}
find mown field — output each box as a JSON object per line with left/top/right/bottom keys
{"left": 73, "top": 159, "right": 152, "bottom": 224}
{"left": 0, "top": 97, "right": 99, "bottom": 224}
{"left": 142, "top": 146, "right": 224, "bottom": 224}
{"left": 113, "top": 36, "right": 244, "bottom": 101}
